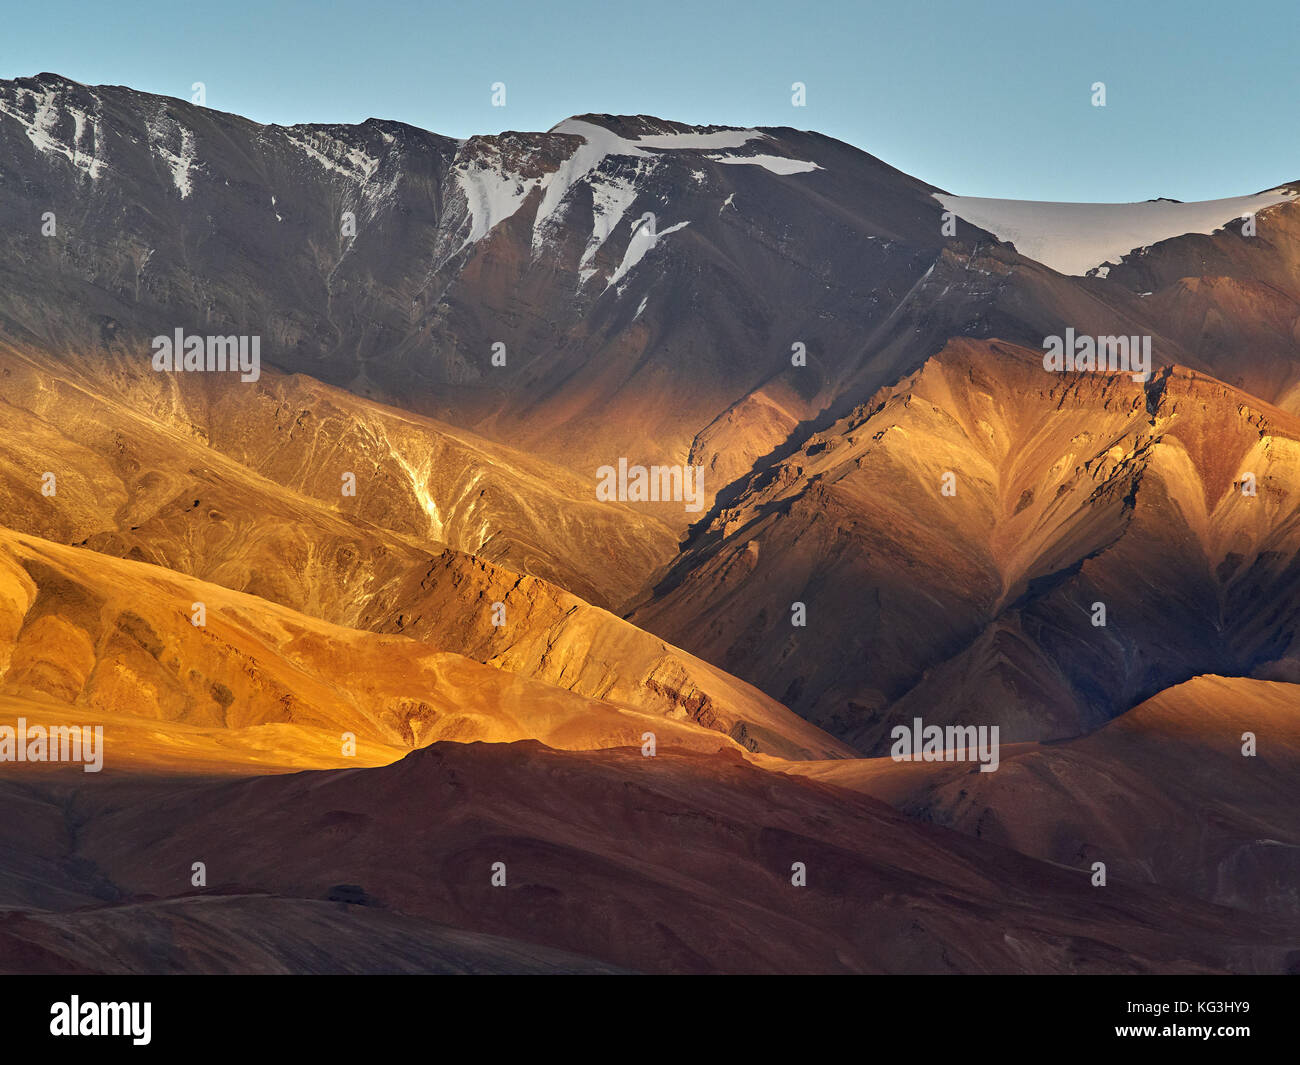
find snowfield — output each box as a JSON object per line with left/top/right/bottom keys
{"left": 933, "top": 188, "right": 1298, "bottom": 276}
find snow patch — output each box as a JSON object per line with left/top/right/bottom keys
{"left": 169, "top": 127, "right": 196, "bottom": 198}
{"left": 709, "top": 153, "right": 821, "bottom": 175}
{"left": 633, "top": 129, "right": 760, "bottom": 150}
{"left": 455, "top": 159, "right": 543, "bottom": 248}
{"left": 145, "top": 110, "right": 198, "bottom": 198}
{"left": 605, "top": 219, "right": 690, "bottom": 292}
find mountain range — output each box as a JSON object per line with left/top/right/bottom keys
{"left": 0, "top": 71, "right": 1297, "bottom": 973}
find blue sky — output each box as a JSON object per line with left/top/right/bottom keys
{"left": 3, "top": 0, "right": 1296, "bottom": 202}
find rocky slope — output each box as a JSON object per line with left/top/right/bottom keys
{"left": 634, "top": 341, "right": 1300, "bottom": 751}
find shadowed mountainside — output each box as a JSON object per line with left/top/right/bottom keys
{"left": 2, "top": 741, "right": 1297, "bottom": 974}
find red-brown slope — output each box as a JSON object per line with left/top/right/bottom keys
{"left": 6, "top": 740, "right": 1288, "bottom": 974}
{"left": 783, "top": 675, "right": 1300, "bottom": 919}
